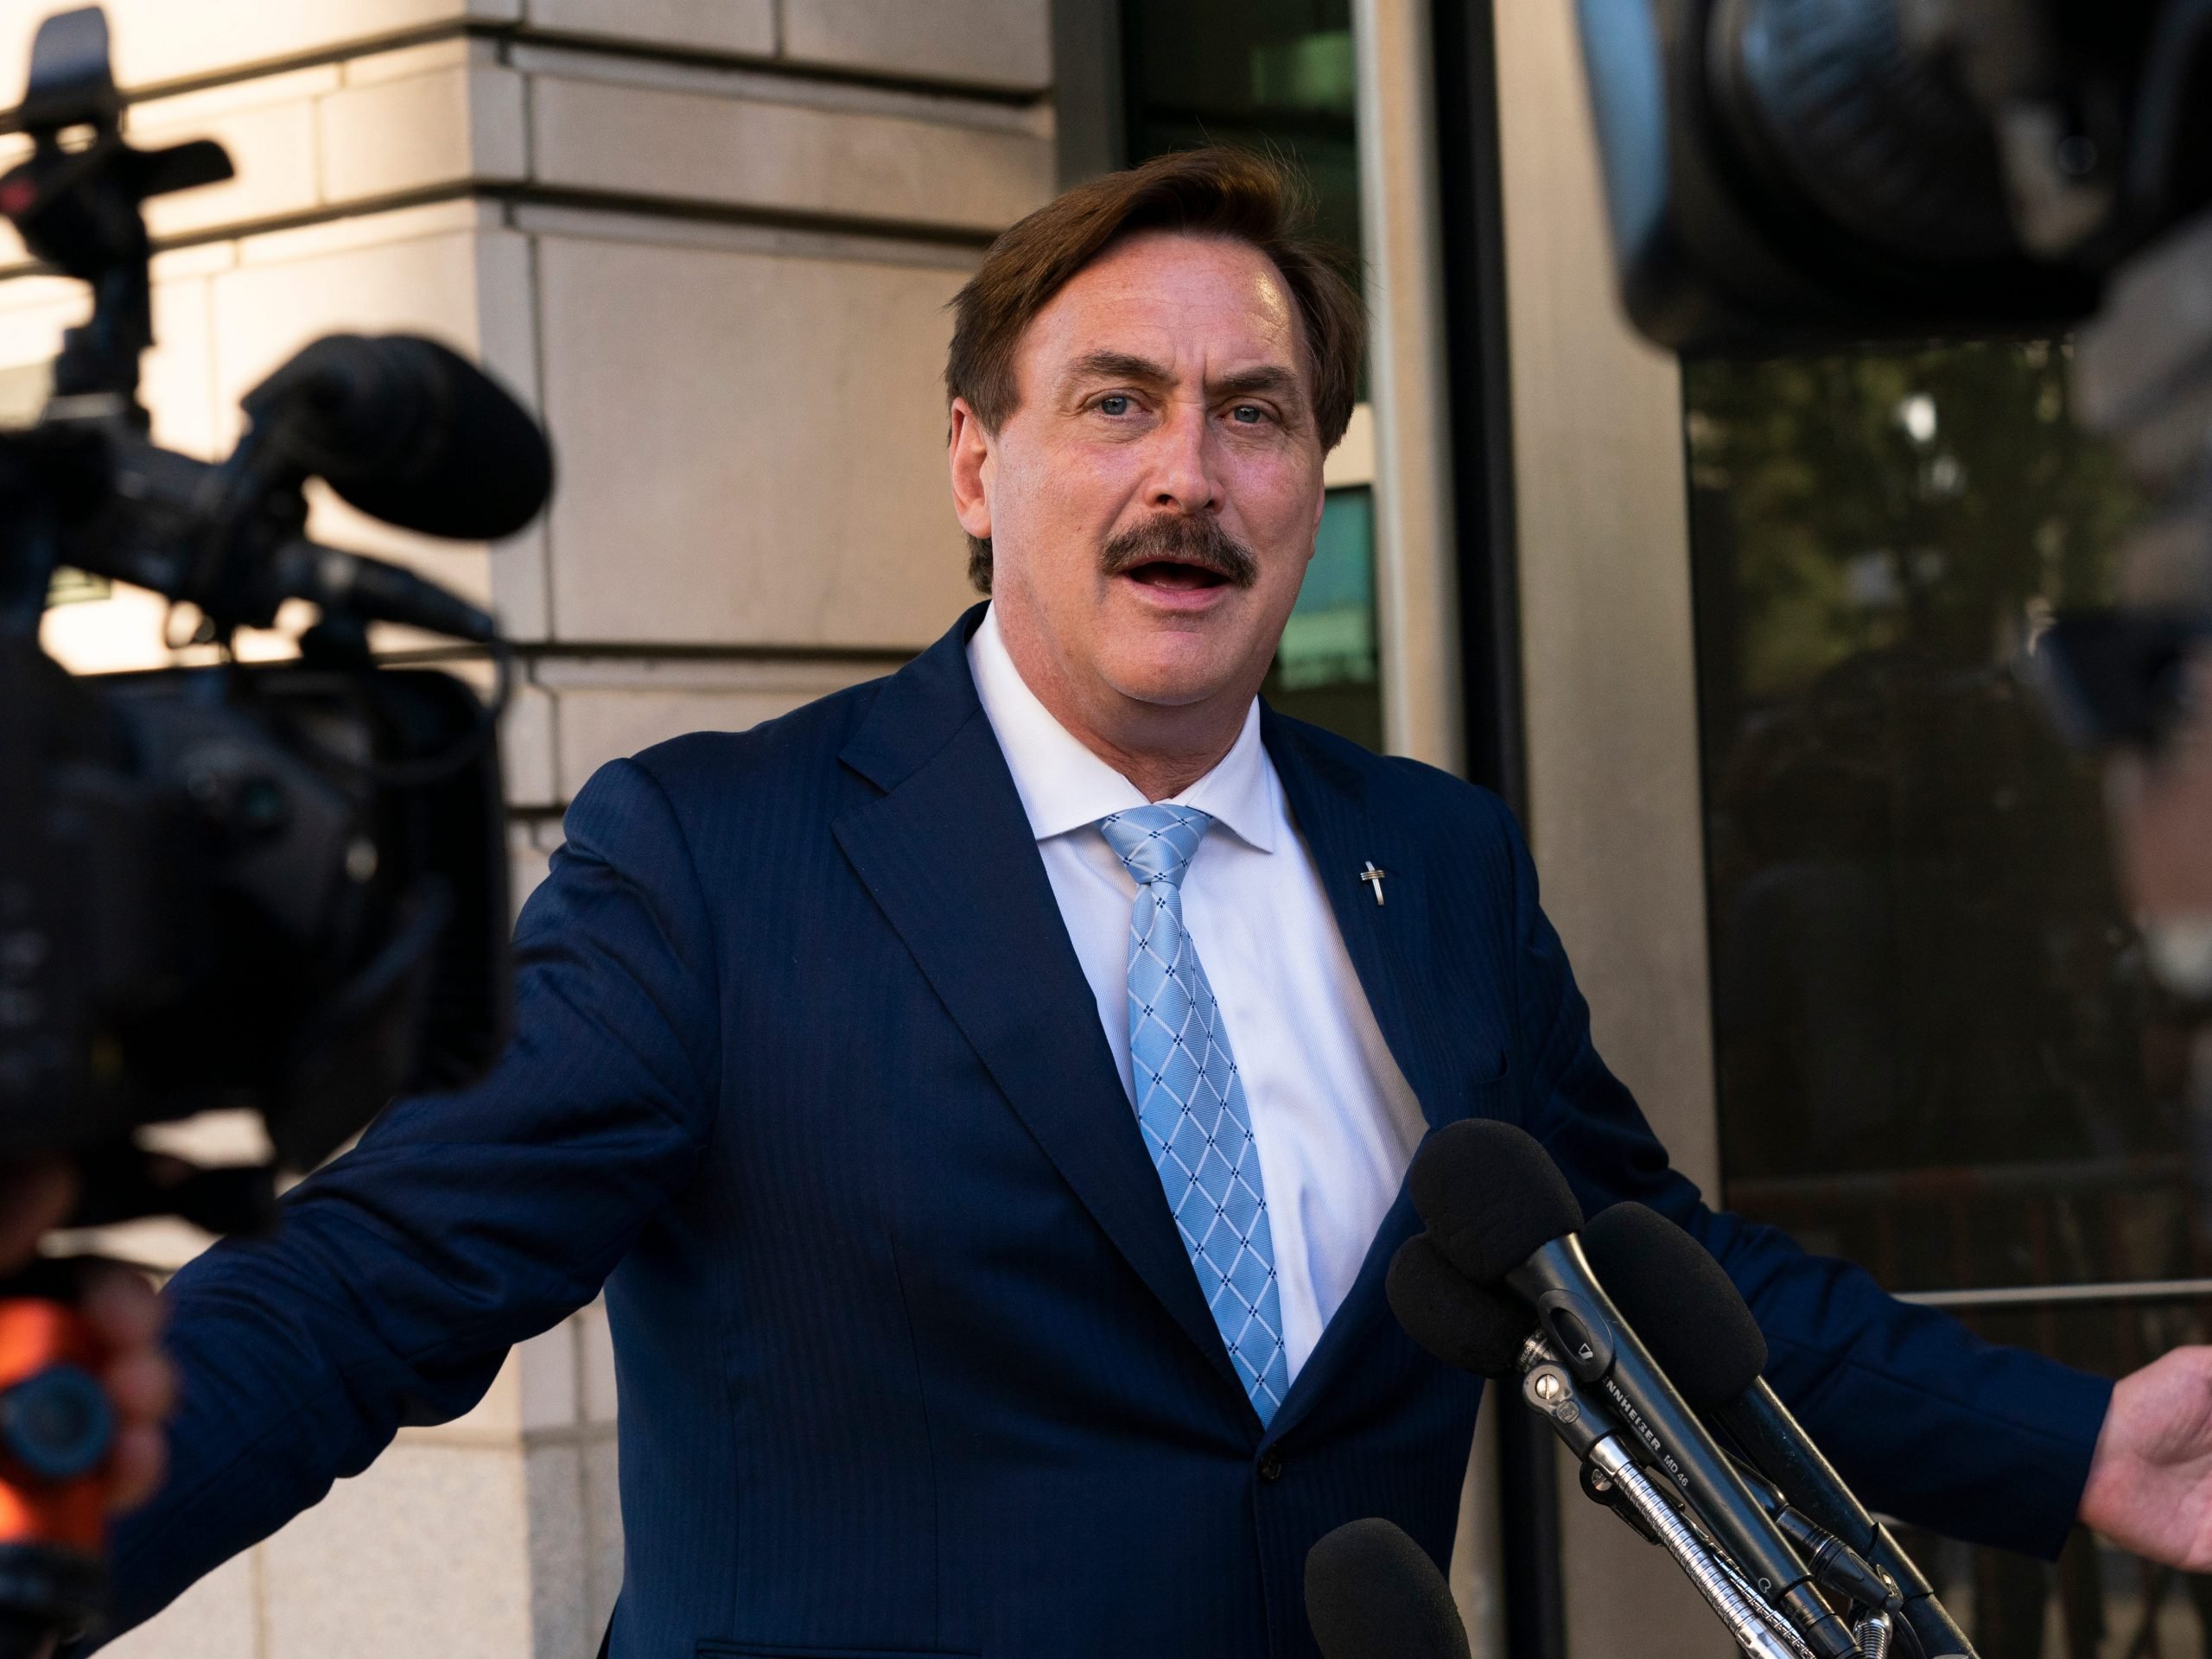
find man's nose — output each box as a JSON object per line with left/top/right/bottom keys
{"left": 1146, "top": 403, "right": 1217, "bottom": 513}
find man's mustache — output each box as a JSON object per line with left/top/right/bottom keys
{"left": 1099, "top": 515, "right": 1260, "bottom": 588}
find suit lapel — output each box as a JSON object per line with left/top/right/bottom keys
{"left": 832, "top": 609, "right": 1245, "bottom": 1404}
{"left": 1262, "top": 710, "right": 1459, "bottom": 1132}
{"left": 1261, "top": 712, "right": 1500, "bottom": 1438}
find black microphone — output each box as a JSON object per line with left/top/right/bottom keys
{"left": 1385, "top": 1231, "right": 1536, "bottom": 1376}
{"left": 1305, "top": 1518, "right": 1471, "bottom": 1659}
{"left": 1583, "top": 1201, "right": 1978, "bottom": 1659}
{"left": 241, "top": 334, "right": 554, "bottom": 541}
{"left": 259, "top": 538, "right": 499, "bottom": 643}
{"left": 1408, "top": 1121, "right": 1859, "bottom": 1659}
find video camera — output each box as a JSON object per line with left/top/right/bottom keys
{"left": 1580, "top": 0, "right": 2209, "bottom": 728}
{"left": 1576, "top": 0, "right": 2206, "bottom": 349}
{"left": 1578, "top": 0, "right": 2212, "bottom": 989}
{"left": 0, "top": 5, "right": 546, "bottom": 1644}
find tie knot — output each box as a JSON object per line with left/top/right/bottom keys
{"left": 1098, "top": 804, "right": 1213, "bottom": 888}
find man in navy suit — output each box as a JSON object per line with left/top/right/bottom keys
{"left": 99, "top": 146, "right": 2212, "bottom": 1656}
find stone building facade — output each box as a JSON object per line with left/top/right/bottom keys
{"left": 3, "top": 3, "right": 1053, "bottom": 1655}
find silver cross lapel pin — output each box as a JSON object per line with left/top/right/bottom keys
{"left": 1359, "top": 861, "right": 1388, "bottom": 906}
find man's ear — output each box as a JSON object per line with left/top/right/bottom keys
{"left": 949, "top": 397, "right": 995, "bottom": 542}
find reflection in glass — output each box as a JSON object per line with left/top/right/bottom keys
{"left": 1268, "top": 487, "right": 1380, "bottom": 751}
{"left": 1122, "top": 0, "right": 1364, "bottom": 316}
{"left": 1688, "top": 344, "right": 2207, "bottom": 1653}
{"left": 1690, "top": 342, "right": 2167, "bottom": 1293}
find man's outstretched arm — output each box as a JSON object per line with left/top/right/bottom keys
{"left": 101, "top": 755, "right": 723, "bottom": 1638}
{"left": 2078, "top": 1346, "right": 2212, "bottom": 1567}
{"left": 1485, "top": 793, "right": 2114, "bottom": 1562}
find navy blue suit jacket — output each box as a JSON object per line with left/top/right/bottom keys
{"left": 108, "top": 607, "right": 2111, "bottom": 1657}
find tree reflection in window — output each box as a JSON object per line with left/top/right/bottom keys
{"left": 1688, "top": 341, "right": 2212, "bottom": 1659}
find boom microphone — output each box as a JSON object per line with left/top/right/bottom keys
{"left": 1408, "top": 1121, "right": 1858, "bottom": 1659}
{"left": 1305, "top": 1518, "right": 1471, "bottom": 1659}
{"left": 1584, "top": 1202, "right": 1977, "bottom": 1659}
{"left": 241, "top": 334, "right": 555, "bottom": 541}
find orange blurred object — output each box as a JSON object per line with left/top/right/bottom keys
{"left": 0, "top": 1300, "right": 109, "bottom": 1552}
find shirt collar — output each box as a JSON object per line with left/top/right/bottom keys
{"left": 967, "top": 603, "right": 1277, "bottom": 854}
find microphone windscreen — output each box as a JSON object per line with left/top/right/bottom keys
{"left": 1407, "top": 1120, "right": 1582, "bottom": 1284}
{"left": 245, "top": 334, "right": 555, "bottom": 541}
{"left": 1581, "top": 1201, "right": 1767, "bottom": 1407}
{"left": 1386, "top": 1234, "right": 1535, "bottom": 1376}
{"left": 1306, "top": 1518, "right": 1471, "bottom": 1659}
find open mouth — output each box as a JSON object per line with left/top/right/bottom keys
{"left": 1122, "top": 558, "right": 1233, "bottom": 591}
{"left": 1101, "top": 517, "right": 1260, "bottom": 592}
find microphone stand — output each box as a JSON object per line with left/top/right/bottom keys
{"left": 1516, "top": 1337, "right": 1890, "bottom": 1659}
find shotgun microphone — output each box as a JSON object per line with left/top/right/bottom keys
{"left": 1582, "top": 1201, "right": 1978, "bottom": 1659}
{"left": 1305, "top": 1518, "right": 1471, "bottom": 1659}
{"left": 1407, "top": 1121, "right": 1859, "bottom": 1659}
{"left": 240, "top": 334, "right": 555, "bottom": 541}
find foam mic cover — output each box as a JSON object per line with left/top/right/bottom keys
{"left": 1407, "top": 1120, "right": 1582, "bottom": 1284}
{"left": 243, "top": 334, "right": 555, "bottom": 541}
{"left": 1306, "top": 1518, "right": 1471, "bottom": 1659}
{"left": 1581, "top": 1201, "right": 1767, "bottom": 1408}
{"left": 1386, "top": 1234, "right": 1535, "bottom": 1376}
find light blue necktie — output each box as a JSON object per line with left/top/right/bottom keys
{"left": 1098, "top": 804, "right": 1288, "bottom": 1423}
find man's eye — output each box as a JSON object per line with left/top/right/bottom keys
{"left": 1230, "top": 404, "right": 1267, "bottom": 424}
{"left": 1098, "top": 394, "right": 1132, "bottom": 416}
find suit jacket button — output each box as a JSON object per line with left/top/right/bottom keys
{"left": 1258, "top": 1449, "right": 1285, "bottom": 1483}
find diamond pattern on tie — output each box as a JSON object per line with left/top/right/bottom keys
{"left": 1098, "top": 804, "right": 1288, "bottom": 1423}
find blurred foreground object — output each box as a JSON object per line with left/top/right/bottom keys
{"left": 0, "top": 7, "right": 550, "bottom": 1650}
{"left": 1576, "top": 0, "right": 2212, "bottom": 1003}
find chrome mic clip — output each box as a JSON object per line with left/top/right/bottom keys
{"left": 1518, "top": 1335, "right": 1813, "bottom": 1659}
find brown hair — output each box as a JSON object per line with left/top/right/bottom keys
{"left": 946, "top": 146, "right": 1364, "bottom": 593}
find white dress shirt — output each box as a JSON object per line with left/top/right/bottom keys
{"left": 967, "top": 606, "right": 1429, "bottom": 1381}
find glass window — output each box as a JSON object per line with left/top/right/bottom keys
{"left": 1120, "top": 2, "right": 1382, "bottom": 750}
{"left": 1121, "top": 0, "right": 1362, "bottom": 289}
{"left": 1267, "top": 486, "right": 1381, "bottom": 751}
{"left": 1687, "top": 340, "right": 2208, "bottom": 1654}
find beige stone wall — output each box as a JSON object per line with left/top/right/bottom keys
{"left": 2, "top": 3, "right": 1053, "bottom": 1654}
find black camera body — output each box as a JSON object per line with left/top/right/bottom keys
{"left": 2, "top": 643, "right": 510, "bottom": 1176}
{"left": 1578, "top": 0, "right": 2212, "bottom": 760}
{"left": 0, "top": 6, "right": 547, "bottom": 1213}
{"left": 1579, "top": 0, "right": 2206, "bottom": 352}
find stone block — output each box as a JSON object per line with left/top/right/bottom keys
{"left": 207, "top": 211, "right": 546, "bottom": 612}
{"left": 130, "top": 73, "right": 331, "bottom": 241}
{"left": 142, "top": 272, "right": 222, "bottom": 460}
{"left": 320, "top": 54, "right": 528, "bottom": 204}
{"left": 582, "top": 1432, "right": 624, "bottom": 1631}
{"left": 505, "top": 683, "right": 559, "bottom": 806}
{"left": 99, "top": 1546, "right": 259, "bottom": 1659}
{"left": 518, "top": 1318, "right": 580, "bottom": 1429}
{"left": 0, "top": 276, "right": 87, "bottom": 375}
{"left": 533, "top": 233, "right": 977, "bottom": 652}
{"left": 527, "top": 71, "right": 1052, "bottom": 235}
{"left": 341, "top": 36, "right": 471, "bottom": 86}
{"left": 537, "top": 659, "right": 889, "bottom": 795}
{"left": 37, "top": 582, "right": 171, "bottom": 677}
{"left": 212, "top": 210, "right": 491, "bottom": 420}
{"left": 782, "top": 0, "right": 1052, "bottom": 92}
{"left": 0, "top": 0, "right": 519, "bottom": 94}
{"left": 511, "top": 827, "right": 555, "bottom": 915}
{"left": 526, "top": 1441, "right": 592, "bottom": 1659}
{"left": 262, "top": 1442, "right": 531, "bottom": 1659}
{"left": 575, "top": 1296, "right": 617, "bottom": 1423}
{"left": 526, "top": 0, "right": 775, "bottom": 58}
{"left": 401, "top": 1344, "right": 523, "bottom": 1444}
